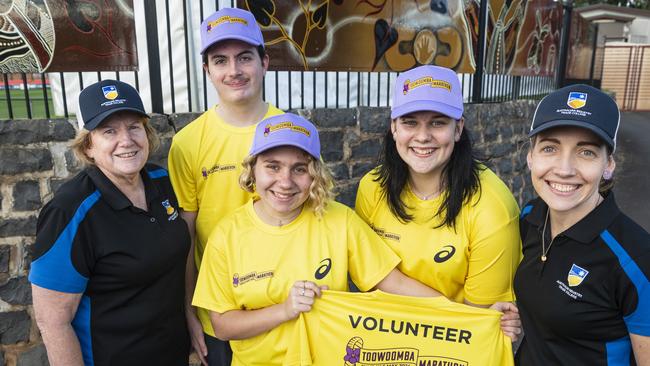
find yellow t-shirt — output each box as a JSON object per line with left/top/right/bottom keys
{"left": 355, "top": 167, "right": 521, "bottom": 305}
{"left": 193, "top": 200, "right": 400, "bottom": 366}
{"left": 284, "top": 290, "right": 514, "bottom": 366}
{"left": 168, "top": 104, "right": 283, "bottom": 335}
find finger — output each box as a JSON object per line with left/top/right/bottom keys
{"left": 500, "top": 312, "right": 520, "bottom": 321}
{"left": 197, "top": 336, "right": 208, "bottom": 356}
{"left": 311, "top": 285, "right": 322, "bottom": 297}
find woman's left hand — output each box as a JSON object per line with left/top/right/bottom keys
{"left": 489, "top": 302, "right": 522, "bottom": 342}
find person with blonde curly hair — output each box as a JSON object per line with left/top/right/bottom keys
{"left": 192, "top": 113, "right": 448, "bottom": 366}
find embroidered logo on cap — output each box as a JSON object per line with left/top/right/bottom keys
{"left": 263, "top": 122, "right": 311, "bottom": 137}
{"left": 567, "top": 263, "right": 589, "bottom": 287}
{"left": 207, "top": 15, "right": 248, "bottom": 32}
{"left": 402, "top": 77, "right": 452, "bottom": 95}
{"left": 567, "top": 92, "right": 587, "bottom": 109}
{"left": 102, "top": 85, "right": 118, "bottom": 100}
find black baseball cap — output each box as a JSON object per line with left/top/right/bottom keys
{"left": 529, "top": 84, "right": 620, "bottom": 151}
{"left": 77, "top": 80, "right": 148, "bottom": 131}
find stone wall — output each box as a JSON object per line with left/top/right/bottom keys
{"left": 0, "top": 101, "right": 536, "bottom": 365}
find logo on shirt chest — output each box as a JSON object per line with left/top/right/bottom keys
{"left": 314, "top": 258, "right": 332, "bottom": 280}
{"left": 161, "top": 199, "right": 178, "bottom": 221}
{"left": 370, "top": 225, "right": 401, "bottom": 242}
{"left": 556, "top": 263, "right": 589, "bottom": 300}
{"left": 232, "top": 270, "right": 274, "bottom": 287}
{"left": 567, "top": 263, "right": 589, "bottom": 287}
{"left": 433, "top": 245, "right": 456, "bottom": 263}
{"left": 201, "top": 163, "right": 236, "bottom": 179}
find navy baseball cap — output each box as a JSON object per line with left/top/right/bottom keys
{"left": 77, "top": 80, "right": 147, "bottom": 131}
{"left": 529, "top": 84, "right": 620, "bottom": 151}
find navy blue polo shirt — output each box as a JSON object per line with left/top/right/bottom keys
{"left": 29, "top": 164, "right": 190, "bottom": 366}
{"left": 514, "top": 193, "right": 650, "bottom": 365}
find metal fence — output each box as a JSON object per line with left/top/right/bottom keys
{"left": 1, "top": 1, "right": 557, "bottom": 120}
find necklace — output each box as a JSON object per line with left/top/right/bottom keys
{"left": 409, "top": 182, "right": 441, "bottom": 201}
{"left": 540, "top": 210, "right": 552, "bottom": 262}
{"left": 541, "top": 195, "right": 603, "bottom": 262}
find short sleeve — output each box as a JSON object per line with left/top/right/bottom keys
{"left": 346, "top": 209, "right": 400, "bottom": 292}
{"left": 464, "top": 184, "right": 521, "bottom": 304}
{"left": 193, "top": 226, "right": 238, "bottom": 313}
{"left": 613, "top": 250, "right": 650, "bottom": 336}
{"left": 29, "top": 193, "right": 99, "bottom": 293}
{"left": 354, "top": 171, "right": 380, "bottom": 224}
{"left": 168, "top": 137, "right": 198, "bottom": 212}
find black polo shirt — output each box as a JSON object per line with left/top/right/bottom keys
{"left": 514, "top": 193, "right": 650, "bottom": 365}
{"left": 29, "top": 164, "right": 190, "bottom": 366}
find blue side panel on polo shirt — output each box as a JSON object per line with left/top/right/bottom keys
{"left": 72, "top": 295, "right": 94, "bottom": 366}
{"left": 520, "top": 205, "right": 533, "bottom": 218}
{"left": 29, "top": 190, "right": 101, "bottom": 293}
{"left": 601, "top": 230, "right": 650, "bottom": 336}
{"left": 148, "top": 168, "right": 168, "bottom": 179}
{"left": 605, "top": 336, "right": 631, "bottom": 365}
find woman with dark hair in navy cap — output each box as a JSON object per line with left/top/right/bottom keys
{"left": 514, "top": 84, "right": 650, "bottom": 365}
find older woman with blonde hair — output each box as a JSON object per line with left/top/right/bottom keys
{"left": 29, "top": 80, "right": 190, "bottom": 366}
{"left": 192, "top": 113, "right": 454, "bottom": 366}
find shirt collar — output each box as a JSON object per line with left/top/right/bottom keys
{"left": 86, "top": 165, "right": 162, "bottom": 211}
{"left": 524, "top": 192, "right": 620, "bottom": 244}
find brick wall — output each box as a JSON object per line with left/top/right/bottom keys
{"left": 0, "top": 101, "right": 536, "bottom": 365}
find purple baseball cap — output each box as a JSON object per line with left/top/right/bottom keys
{"left": 200, "top": 8, "right": 264, "bottom": 55}
{"left": 250, "top": 113, "right": 320, "bottom": 159}
{"left": 391, "top": 65, "right": 463, "bottom": 120}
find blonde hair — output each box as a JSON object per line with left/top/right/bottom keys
{"left": 239, "top": 153, "right": 336, "bottom": 218}
{"left": 70, "top": 114, "right": 159, "bottom": 167}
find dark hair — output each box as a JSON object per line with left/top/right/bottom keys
{"left": 374, "top": 119, "right": 484, "bottom": 230}
{"left": 202, "top": 44, "right": 266, "bottom": 65}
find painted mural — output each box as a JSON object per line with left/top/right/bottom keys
{"left": 240, "top": 0, "right": 478, "bottom": 72}
{"left": 240, "top": 0, "right": 561, "bottom": 76}
{"left": 0, "top": 0, "right": 137, "bottom": 73}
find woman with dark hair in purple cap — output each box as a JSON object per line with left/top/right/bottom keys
{"left": 29, "top": 80, "right": 190, "bottom": 366}
{"left": 514, "top": 84, "right": 650, "bottom": 365}
{"left": 356, "top": 65, "right": 522, "bottom": 339}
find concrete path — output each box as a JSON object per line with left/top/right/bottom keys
{"left": 612, "top": 112, "right": 650, "bottom": 232}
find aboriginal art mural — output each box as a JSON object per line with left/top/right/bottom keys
{"left": 240, "top": 0, "right": 561, "bottom": 76}
{"left": 0, "top": 0, "right": 137, "bottom": 73}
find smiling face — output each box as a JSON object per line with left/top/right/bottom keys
{"left": 203, "top": 39, "right": 268, "bottom": 106}
{"left": 391, "top": 111, "right": 463, "bottom": 180}
{"left": 528, "top": 126, "right": 615, "bottom": 221}
{"left": 85, "top": 112, "right": 149, "bottom": 184}
{"left": 253, "top": 146, "right": 314, "bottom": 224}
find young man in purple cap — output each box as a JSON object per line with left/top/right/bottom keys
{"left": 167, "top": 7, "right": 283, "bottom": 365}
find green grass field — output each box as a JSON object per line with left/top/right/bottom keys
{"left": 0, "top": 88, "right": 57, "bottom": 119}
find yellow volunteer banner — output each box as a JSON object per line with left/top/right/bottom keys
{"left": 284, "top": 290, "right": 513, "bottom": 366}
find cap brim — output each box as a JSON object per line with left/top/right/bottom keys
{"left": 83, "top": 107, "right": 149, "bottom": 131}
{"left": 250, "top": 141, "right": 320, "bottom": 159}
{"left": 391, "top": 100, "right": 463, "bottom": 120}
{"left": 528, "top": 119, "right": 615, "bottom": 149}
{"left": 200, "top": 35, "right": 263, "bottom": 54}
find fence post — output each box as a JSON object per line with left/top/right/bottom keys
{"left": 556, "top": 0, "right": 574, "bottom": 89}
{"left": 589, "top": 23, "right": 600, "bottom": 86}
{"left": 144, "top": 1, "right": 164, "bottom": 113}
{"left": 472, "top": 0, "right": 489, "bottom": 103}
